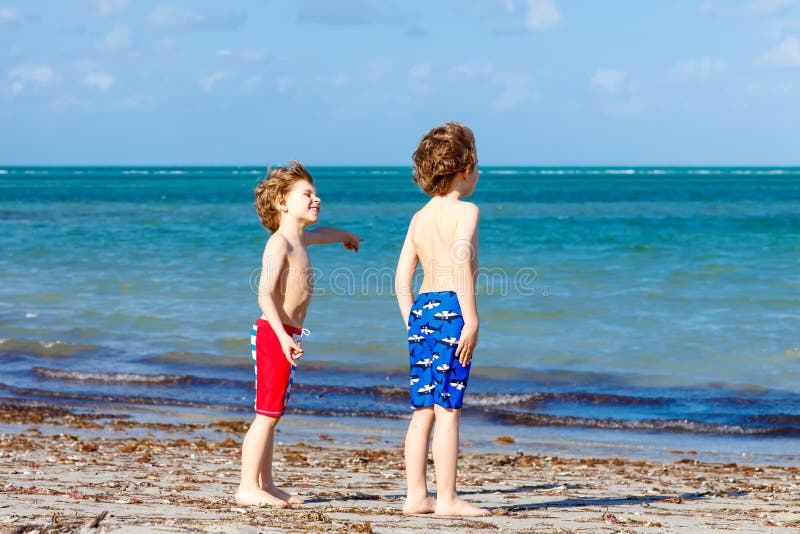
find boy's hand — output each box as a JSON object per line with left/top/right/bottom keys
{"left": 279, "top": 334, "right": 304, "bottom": 364}
{"left": 342, "top": 232, "right": 364, "bottom": 253}
{"left": 455, "top": 323, "right": 478, "bottom": 367}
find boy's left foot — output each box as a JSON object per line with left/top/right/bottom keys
{"left": 403, "top": 495, "right": 436, "bottom": 515}
{"left": 264, "top": 485, "right": 305, "bottom": 505}
{"left": 435, "top": 497, "right": 490, "bottom": 517}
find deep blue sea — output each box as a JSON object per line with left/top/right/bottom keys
{"left": 1, "top": 166, "right": 799, "bottom": 449}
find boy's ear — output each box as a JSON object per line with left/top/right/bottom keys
{"left": 276, "top": 194, "right": 289, "bottom": 212}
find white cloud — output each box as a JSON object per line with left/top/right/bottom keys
{"left": 96, "top": 0, "right": 132, "bottom": 18}
{"left": 466, "top": 0, "right": 563, "bottom": 32}
{"left": 241, "top": 49, "right": 267, "bottom": 62}
{"left": 0, "top": 7, "right": 38, "bottom": 26}
{"left": 758, "top": 36, "right": 800, "bottom": 67}
{"left": 451, "top": 62, "right": 494, "bottom": 78}
{"left": 148, "top": 6, "right": 244, "bottom": 31}
{"left": 590, "top": 69, "right": 643, "bottom": 116}
{"left": 84, "top": 72, "right": 115, "bottom": 91}
{"left": 296, "top": 0, "right": 418, "bottom": 27}
{"left": 524, "top": 0, "right": 563, "bottom": 30}
{"left": 97, "top": 26, "right": 132, "bottom": 51}
{"left": 117, "top": 94, "right": 160, "bottom": 109}
{"left": 319, "top": 74, "right": 349, "bottom": 88}
{"left": 768, "top": 18, "right": 800, "bottom": 39}
{"left": 699, "top": 0, "right": 796, "bottom": 17}
{"left": 744, "top": 0, "right": 796, "bottom": 15}
{"left": 243, "top": 74, "right": 264, "bottom": 91}
{"left": 745, "top": 79, "right": 800, "bottom": 95}
{"left": 491, "top": 73, "right": 538, "bottom": 111}
{"left": 674, "top": 58, "right": 728, "bottom": 80}
{"left": 8, "top": 64, "right": 58, "bottom": 96}
{"left": 200, "top": 71, "right": 226, "bottom": 91}
{"left": 602, "top": 97, "right": 644, "bottom": 116}
{"left": 492, "top": 85, "right": 536, "bottom": 111}
{"left": 154, "top": 37, "right": 176, "bottom": 52}
{"left": 408, "top": 63, "right": 432, "bottom": 80}
{"left": 277, "top": 77, "right": 295, "bottom": 92}
{"left": 590, "top": 69, "right": 628, "bottom": 95}
{"left": 216, "top": 48, "right": 268, "bottom": 62}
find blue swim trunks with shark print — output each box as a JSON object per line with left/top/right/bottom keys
{"left": 407, "top": 290, "right": 470, "bottom": 409}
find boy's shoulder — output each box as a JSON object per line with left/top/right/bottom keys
{"left": 263, "top": 231, "right": 291, "bottom": 253}
{"left": 452, "top": 199, "right": 480, "bottom": 221}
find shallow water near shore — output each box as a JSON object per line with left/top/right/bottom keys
{"left": 1, "top": 166, "right": 799, "bottom": 448}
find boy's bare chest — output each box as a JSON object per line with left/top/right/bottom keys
{"left": 282, "top": 250, "right": 313, "bottom": 288}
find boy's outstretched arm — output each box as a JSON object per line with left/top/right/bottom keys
{"left": 453, "top": 203, "right": 480, "bottom": 367}
{"left": 306, "top": 226, "right": 363, "bottom": 252}
{"left": 258, "top": 236, "right": 303, "bottom": 363}
{"left": 395, "top": 217, "right": 419, "bottom": 327}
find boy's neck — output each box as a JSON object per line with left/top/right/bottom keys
{"left": 276, "top": 218, "right": 309, "bottom": 241}
{"left": 439, "top": 190, "right": 464, "bottom": 201}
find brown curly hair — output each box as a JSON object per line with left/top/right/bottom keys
{"left": 254, "top": 161, "right": 314, "bottom": 233}
{"left": 412, "top": 122, "right": 477, "bottom": 196}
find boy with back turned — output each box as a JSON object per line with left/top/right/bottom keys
{"left": 395, "top": 122, "right": 490, "bottom": 516}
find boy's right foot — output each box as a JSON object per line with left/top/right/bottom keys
{"left": 402, "top": 494, "right": 436, "bottom": 515}
{"left": 264, "top": 484, "right": 305, "bottom": 505}
{"left": 434, "top": 497, "right": 490, "bottom": 517}
{"left": 235, "top": 488, "right": 291, "bottom": 508}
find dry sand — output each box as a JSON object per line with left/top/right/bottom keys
{"left": 1, "top": 401, "right": 799, "bottom": 533}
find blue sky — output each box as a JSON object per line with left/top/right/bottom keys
{"left": 2, "top": 0, "right": 800, "bottom": 165}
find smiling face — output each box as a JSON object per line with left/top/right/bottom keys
{"left": 281, "top": 179, "right": 320, "bottom": 226}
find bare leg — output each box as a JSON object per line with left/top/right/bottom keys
{"left": 259, "top": 428, "right": 304, "bottom": 504}
{"left": 431, "top": 405, "right": 489, "bottom": 516}
{"left": 235, "top": 414, "right": 290, "bottom": 508}
{"left": 403, "top": 407, "right": 436, "bottom": 514}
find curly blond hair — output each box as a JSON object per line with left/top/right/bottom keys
{"left": 254, "top": 161, "right": 314, "bottom": 232}
{"left": 412, "top": 122, "right": 477, "bottom": 196}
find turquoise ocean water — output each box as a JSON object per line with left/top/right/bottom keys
{"left": 1, "top": 166, "right": 799, "bottom": 447}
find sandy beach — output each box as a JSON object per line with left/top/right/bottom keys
{"left": 1, "top": 401, "right": 798, "bottom": 533}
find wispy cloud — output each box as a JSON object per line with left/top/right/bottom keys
{"left": 243, "top": 74, "right": 264, "bottom": 92}
{"left": 466, "top": 0, "right": 564, "bottom": 32}
{"left": 408, "top": 63, "right": 432, "bottom": 80}
{"left": 95, "top": 0, "right": 132, "bottom": 18}
{"left": 297, "top": 0, "right": 418, "bottom": 26}
{"left": 84, "top": 72, "right": 115, "bottom": 91}
{"left": 148, "top": 6, "right": 245, "bottom": 32}
{"left": 97, "top": 26, "right": 132, "bottom": 51}
{"left": 590, "top": 69, "right": 629, "bottom": 95}
{"left": 590, "top": 69, "right": 643, "bottom": 116}
{"left": 524, "top": 0, "right": 563, "bottom": 30}
{"left": 451, "top": 62, "right": 494, "bottom": 78}
{"left": 758, "top": 36, "right": 800, "bottom": 67}
{"left": 0, "top": 7, "right": 39, "bottom": 27}
{"left": 699, "top": 0, "right": 797, "bottom": 17}
{"left": 199, "top": 71, "right": 226, "bottom": 92}
{"left": 674, "top": 58, "right": 729, "bottom": 80}
{"left": 768, "top": 18, "right": 800, "bottom": 39}
{"left": 491, "top": 73, "right": 538, "bottom": 111}
{"left": 215, "top": 48, "right": 268, "bottom": 62}
{"left": 8, "top": 64, "right": 59, "bottom": 96}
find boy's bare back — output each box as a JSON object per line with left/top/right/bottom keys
{"left": 409, "top": 196, "right": 479, "bottom": 295}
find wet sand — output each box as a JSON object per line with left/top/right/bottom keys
{"left": 1, "top": 401, "right": 799, "bottom": 533}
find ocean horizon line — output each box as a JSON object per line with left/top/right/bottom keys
{"left": 2, "top": 164, "right": 800, "bottom": 169}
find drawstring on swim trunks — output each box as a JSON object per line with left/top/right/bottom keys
{"left": 292, "top": 328, "right": 311, "bottom": 342}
